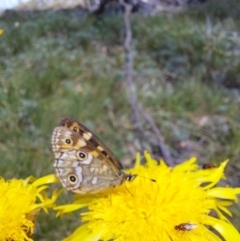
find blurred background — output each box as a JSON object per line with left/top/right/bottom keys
{"left": 0, "top": 0, "right": 240, "bottom": 240}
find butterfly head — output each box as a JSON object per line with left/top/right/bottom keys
{"left": 124, "top": 173, "right": 137, "bottom": 182}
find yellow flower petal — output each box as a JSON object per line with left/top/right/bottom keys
{"left": 134, "top": 152, "right": 142, "bottom": 168}
{"left": 200, "top": 160, "right": 229, "bottom": 189}
{"left": 206, "top": 216, "right": 240, "bottom": 241}
{"left": 207, "top": 187, "right": 240, "bottom": 200}
{"left": 32, "top": 174, "right": 59, "bottom": 186}
{"left": 55, "top": 204, "right": 89, "bottom": 216}
{"left": 217, "top": 204, "right": 232, "bottom": 217}
{"left": 63, "top": 224, "right": 103, "bottom": 241}
{"left": 174, "top": 156, "right": 198, "bottom": 171}
{"left": 143, "top": 150, "right": 158, "bottom": 167}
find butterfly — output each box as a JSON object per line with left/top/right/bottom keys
{"left": 51, "top": 118, "right": 136, "bottom": 194}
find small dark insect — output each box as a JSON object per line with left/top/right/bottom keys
{"left": 174, "top": 223, "right": 198, "bottom": 231}
{"left": 202, "top": 163, "right": 216, "bottom": 169}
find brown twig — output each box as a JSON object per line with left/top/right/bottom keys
{"left": 119, "top": 0, "right": 175, "bottom": 166}
{"left": 137, "top": 104, "right": 174, "bottom": 165}
{"left": 119, "top": 0, "right": 145, "bottom": 153}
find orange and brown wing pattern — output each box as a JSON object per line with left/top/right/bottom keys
{"left": 51, "top": 118, "right": 137, "bottom": 193}
{"left": 60, "top": 118, "right": 123, "bottom": 172}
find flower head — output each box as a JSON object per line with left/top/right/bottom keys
{"left": 0, "top": 174, "right": 60, "bottom": 241}
{"left": 55, "top": 152, "right": 240, "bottom": 241}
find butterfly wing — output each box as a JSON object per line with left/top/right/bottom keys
{"left": 60, "top": 118, "right": 123, "bottom": 171}
{"left": 51, "top": 126, "right": 126, "bottom": 193}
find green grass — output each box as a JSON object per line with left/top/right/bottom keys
{"left": 0, "top": 0, "right": 240, "bottom": 239}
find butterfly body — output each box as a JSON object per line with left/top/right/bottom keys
{"left": 51, "top": 118, "right": 136, "bottom": 194}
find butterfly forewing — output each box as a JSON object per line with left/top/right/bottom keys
{"left": 60, "top": 118, "right": 123, "bottom": 172}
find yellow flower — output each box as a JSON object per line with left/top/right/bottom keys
{"left": 0, "top": 174, "right": 60, "bottom": 241}
{"left": 55, "top": 152, "right": 240, "bottom": 241}
{"left": 0, "top": 29, "right": 3, "bottom": 35}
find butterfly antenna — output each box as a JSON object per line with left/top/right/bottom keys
{"left": 126, "top": 173, "right": 156, "bottom": 183}
{"left": 140, "top": 175, "right": 156, "bottom": 182}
